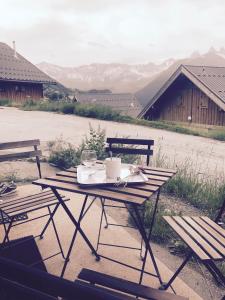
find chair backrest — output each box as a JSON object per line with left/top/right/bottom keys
{"left": 106, "top": 138, "right": 154, "bottom": 166}
{"left": 0, "top": 256, "right": 126, "bottom": 300}
{"left": 0, "top": 139, "right": 42, "bottom": 178}
{"left": 0, "top": 275, "right": 57, "bottom": 300}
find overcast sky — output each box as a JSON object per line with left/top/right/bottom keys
{"left": 1, "top": 0, "right": 225, "bottom": 67}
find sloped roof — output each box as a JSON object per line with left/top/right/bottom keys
{"left": 0, "top": 42, "right": 55, "bottom": 84}
{"left": 75, "top": 92, "right": 142, "bottom": 117}
{"left": 138, "top": 65, "right": 225, "bottom": 117}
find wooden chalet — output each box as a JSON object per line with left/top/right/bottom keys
{"left": 75, "top": 91, "right": 142, "bottom": 117}
{"left": 139, "top": 65, "right": 225, "bottom": 126}
{"left": 0, "top": 42, "right": 55, "bottom": 103}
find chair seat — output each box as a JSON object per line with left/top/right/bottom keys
{"left": 0, "top": 189, "right": 69, "bottom": 218}
{"left": 163, "top": 216, "right": 225, "bottom": 261}
{"left": 78, "top": 268, "right": 188, "bottom": 300}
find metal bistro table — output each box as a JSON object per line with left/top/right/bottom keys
{"left": 33, "top": 164, "right": 176, "bottom": 283}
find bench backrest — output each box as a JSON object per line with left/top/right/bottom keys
{"left": 0, "top": 275, "right": 57, "bottom": 300}
{"left": 0, "top": 256, "right": 127, "bottom": 300}
{"left": 106, "top": 138, "right": 154, "bottom": 166}
{"left": 0, "top": 139, "right": 42, "bottom": 178}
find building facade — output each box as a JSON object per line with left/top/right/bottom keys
{"left": 139, "top": 65, "right": 225, "bottom": 126}
{"left": 0, "top": 42, "right": 55, "bottom": 103}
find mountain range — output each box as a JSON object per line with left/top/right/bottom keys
{"left": 37, "top": 59, "right": 175, "bottom": 93}
{"left": 37, "top": 47, "right": 225, "bottom": 108}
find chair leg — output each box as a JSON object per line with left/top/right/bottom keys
{"left": 39, "top": 203, "right": 60, "bottom": 239}
{"left": 2, "top": 217, "right": 14, "bottom": 245}
{"left": 160, "top": 252, "right": 193, "bottom": 290}
{"left": 203, "top": 261, "right": 225, "bottom": 286}
{"left": 102, "top": 198, "right": 109, "bottom": 228}
{"left": 96, "top": 198, "right": 105, "bottom": 252}
{"left": 47, "top": 206, "right": 65, "bottom": 259}
{"left": 0, "top": 210, "right": 9, "bottom": 244}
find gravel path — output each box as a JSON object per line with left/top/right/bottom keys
{"left": 1, "top": 107, "right": 224, "bottom": 178}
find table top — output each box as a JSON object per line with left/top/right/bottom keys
{"left": 33, "top": 165, "right": 176, "bottom": 206}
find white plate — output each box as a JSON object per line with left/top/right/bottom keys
{"left": 77, "top": 164, "right": 148, "bottom": 187}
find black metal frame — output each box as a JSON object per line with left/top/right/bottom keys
{"left": 50, "top": 189, "right": 100, "bottom": 278}
{"left": 161, "top": 251, "right": 225, "bottom": 289}
{"left": 96, "top": 188, "right": 163, "bottom": 285}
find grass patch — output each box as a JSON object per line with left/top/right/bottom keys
{"left": 0, "top": 98, "right": 221, "bottom": 141}
{"left": 163, "top": 167, "right": 225, "bottom": 217}
{"left": 209, "top": 129, "right": 225, "bottom": 141}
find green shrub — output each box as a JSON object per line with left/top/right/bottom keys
{"left": 79, "top": 125, "right": 107, "bottom": 160}
{"left": 60, "top": 103, "right": 75, "bottom": 114}
{"left": 48, "top": 138, "right": 79, "bottom": 169}
{"left": 0, "top": 99, "right": 11, "bottom": 106}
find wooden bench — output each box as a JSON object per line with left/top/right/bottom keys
{"left": 78, "top": 268, "right": 188, "bottom": 300}
{"left": 162, "top": 215, "right": 225, "bottom": 289}
{"left": 0, "top": 140, "right": 69, "bottom": 262}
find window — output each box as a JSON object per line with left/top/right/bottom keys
{"left": 15, "top": 85, "right": 26, "bottom": 92}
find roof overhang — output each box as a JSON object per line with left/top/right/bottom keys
{"left": 138, "top": 65, "right": 225, "bottom": 118}
{"left": 0, "top": 78, "right": 56, "bottom": 85}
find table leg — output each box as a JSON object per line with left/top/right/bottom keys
{"left": 131, "top": 204, "right": 163, "bottom": 285}
{"left": 138, "top": 189, "right": 162, "bottom": 284}
{"left": 51, "top": 188, "right": 100, "bottom": 276}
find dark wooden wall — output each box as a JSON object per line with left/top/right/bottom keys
{"left": 0, "top": 81, "right": 43, "bottom": 103}
{"left": 147, "top": 77, "right": 225, "bottom": 126}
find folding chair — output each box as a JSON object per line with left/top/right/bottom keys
{"left": 161, "top": 198, "right": 225, "bottom": 289}
{"left": 0, "top": 255, "right": 188, "bottom": 300}
{"left": 0, "top": 140, "right": 69, "bottom": 262}
{"left": 96, "top": 137, "right": 154, "bottom": 258}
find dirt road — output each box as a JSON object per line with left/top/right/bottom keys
{"left": 1, "top": 106, "right": 225, "bottom": 177}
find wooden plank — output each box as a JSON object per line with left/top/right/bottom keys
{"left": 106, "top": 138, "right": 154, "bottom": 146}
{"left": 142, "top": 166, "right": 176, "bottom": 174}
{"left": 0, "top": 150, "right": 42, "bottom": 162}
{"left": 200, "top": 217, "right": 225, "bottom": 238}
{"left": 173, "top": 216, "right": 222, "bottom": 260}
{"left": 163, "top": 216, "right": 211, "bottom": 260}
{"left": 129, "top": 184, "right": 159, "bottom": 193}
{"left": 0, "top": 139, "right": 40, "bottom": 150}
{"left": 193, "top": 217, "right": 225, "bottom": 246}
{"left": 33, "top": 179, "right": 145, "bottom": 205}
{"left": 78, "top": 268, "right": 187, "bottom": 300}
{"left": 143, "top": 169, "right": 174, "bottom": 177}
{"left": 146, "top": 174, "right": 170, "bottom": 181}
{"left": 184, "top": 217, "right": 225, "bottom": 257}
{"left": 0, "top": 192, "right": 57, "bottom": 210}
{"left": 5, "top": 196, "right": 60, "bottom": 215}
{"left": 145, "top": 179, "right": 165, "bottom": 187}
{"left": 102, "top": 186, "right": 153, "bottom": 198}
{"left": 0, "top": 190, "right": 53, "bottom": 207}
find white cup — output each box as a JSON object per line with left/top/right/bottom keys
{"left": 105, "top": 157, "right": 121, "bottom": 179}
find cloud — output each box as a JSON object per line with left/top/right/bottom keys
{"left": 1, "top": 0, "right": 225, "bottom": 66}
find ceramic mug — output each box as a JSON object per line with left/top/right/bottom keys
{"left": 105, "top": 157, "right": 121, "bottom": 179}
